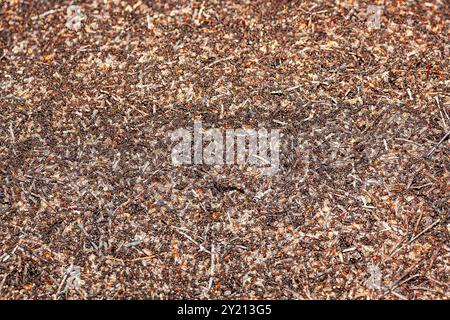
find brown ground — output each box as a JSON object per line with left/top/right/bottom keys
{"left": 0, "top": 0, "right": 449, "bottom": 299}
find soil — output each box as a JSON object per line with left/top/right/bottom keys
{"left": 0, "top": 0, "right": 448, "bottom": 299}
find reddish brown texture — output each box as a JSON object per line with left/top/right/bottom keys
{"left": 0, "top": 0, "right": 449, "bottom": 299}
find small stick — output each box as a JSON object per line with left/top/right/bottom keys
{"left": 9, "top": 124, "right": 16, "bottom": 155}
{"left": 0, "top": 273, "right": 10, "bottom": 294}
{"left": 435, "top": 96, "right": 449, "bottom": 128}
{"left": 31, "top": 8, "right": 64, "bottom": 20}
{"left": 389, "top": 274, "right": 421, "bottom": 294}
{"left": 413, "top": 211, "right": 424, "bottom": 235}
{"left": 427, "top": 131, "right": 450, "bottom": 157}
{"left": 107, "top": 255, "right": 156, "bottom": 263}
{"left": 396, "top": 138, "right": 422, "bottom": 147}
{"left": 389, "top": 236, "right": 407, "bottom": 257}
{"left": 384, "top": 263, "right": 419, "bottom": 295}
{"left": 77, "top": 223, "right": 99, "bottom": 250}
{"left": 171, "top": 227, "right": 211, "bottom": 254}
{"left": 202, "top": 55, "right": 234, "bottom": 70}
{"left": 408, "top": 219, "right": 440, "bottom": 244}
{"left": 206, "top": 244, "right": 216, "bottom": 294}
{"left": 390, "top": 219, "right": 440, "bottom": 257}
{"left": 270, "top": 84, "right": 301, "bottom": 95}
{"left": 391, "top": 291, "right": 408, "bottom": 300}
{"left": 54, "top": 265, "right": 72, "bottom": 299}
